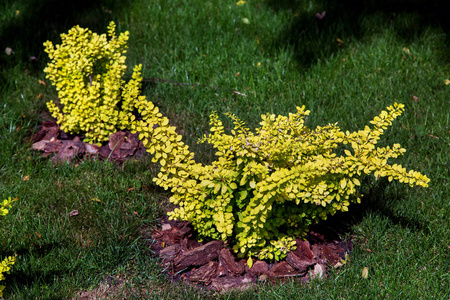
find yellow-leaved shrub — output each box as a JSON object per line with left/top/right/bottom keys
{"left": 0, "top": 197, "right": 17, "bottom": 297}
{"left": 43, "top": 22, "right": 143, "bottom": 145}
{"left": 130, "top": 99, "right": 430, "bottom": 262}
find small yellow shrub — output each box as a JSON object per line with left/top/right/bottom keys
{"left": 0, "top": 198, "right": 17, "bottom": 297}
{"left": 43, "top": 22, "right": 143, "bottom": 145}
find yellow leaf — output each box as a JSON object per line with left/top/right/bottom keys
{"left": 362, "top": 267, "right": 369, "bottom": 279}
{"left": 247, "top": 256, "right": 253, "bottom": 268}
{"left": 221, "top": 184, "right": 228, "bottom": 194}
{"left": 340, "top": 178, "right": 347, "bottom": 189}
{"left": 214, "top": 183, "right": 221, "bottom": 194}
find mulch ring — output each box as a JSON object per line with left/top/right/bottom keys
{"left": 29, "top": 121, "right": 147, "bottom": 164}
{"left": 147, "top": 217, "right": 353, "bottom": 292}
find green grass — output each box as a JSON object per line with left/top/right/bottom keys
{"left": 1, "top": 0, "right": 449, "bottom": 298}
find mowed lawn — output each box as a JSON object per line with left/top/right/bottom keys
{"left": 0, "top": 0, "right": 449, "bottom": 299}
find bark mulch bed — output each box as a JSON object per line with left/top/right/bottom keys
{"left": 29, "top": 121, "right": 146, "bottom": 163}
{"left": 148, "top": 218, "right": 352, "bottom": 292}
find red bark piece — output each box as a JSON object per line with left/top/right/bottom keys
{"left": 30, "top": 121, "right": 59, "bottom": 143}
{"left": 216, "top": 262, "right": 226, "bottom": 277}
{"left": 266, "top": 261, "right": 301, "bottom": 279}
{"left": 312, "top": 244, "right": 340, "bottom": 265}
{"left": 152, "top": 222, "right": 194, "bottom": 246}
{"left": 31, "top": 140, "right": 50, "bottom": 152}
{"left": 188, "top": 261, "right": 218, "bottom": 285}
{"left": 41, "top": 126, "right": 60, "bottom": 141}
{"left": 174, "top": 240, "right": 223, "bottom": 272}
{"left": 159, "top": 244, "right": 180, "bottom": 265}
{"left": 249, "top": 260, "right": 269, "bottom": 275}
{"left": 108, "top": 131, "right": 139, "bottom": 158}
{"left": 218, "top": 248, "right": 244, "bottom": 277}
{"left": 285, "top": 240, "right": 316, "bottom": 272}
{"left": 44, "top": 139, "right": 64, "bottom": 153}
{"left": 176, "top": 222, "right": 194, "bottom": 238}
{"left": 210, "top": 274, "right": 255, "bottom": 291}
{"left": 322, "top": 245, "right": 341, "bottom": 266}
{"left": 152, "top": 228, "right": 182, "bottom": 246}
{"left": 52, "top": 139, "right": 85, "bottom": 163}
{"left": 311, "top": 244, "right": 326, "bottom": 264}
{"left": 85, "top": 143, "right": 100, "bottom": 156}
{"left": 99, "top": 145, "right": 112, "bottom": 159}
{"left": 180, "top": 236, "right": 200, "bottom": 251}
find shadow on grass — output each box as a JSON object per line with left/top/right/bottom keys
{"left": 264, "top": 0, "right": 449, "bottom": 70}
{"left": 314, "top": 178, "right": 429, "bottom": 241}
{"left": 0, "top": 0, "right": 132, "bottom": 82}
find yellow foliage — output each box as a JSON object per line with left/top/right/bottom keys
{"left": 43, "top": 22, "right": 143, "bottom": 145}
{"left": 44, "top": 24, "right": 430, "bottom": 263}
{"left": 1, "top": 198, "right": 17, "bottom": 297}
{"left": 132, "top": 101, "right": 429, "bottom": 261}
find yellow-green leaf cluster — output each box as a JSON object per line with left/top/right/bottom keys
{"left": 0, "top": 198, "right": 17, "bottom": 297}
{"left": 43, "top": 22, "right": 142, "bottom": 145}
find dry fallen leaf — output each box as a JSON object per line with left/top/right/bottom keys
{"left": 412, "top": 95, "right": 419, "bottom": 102}
{"left": 232, "top": 91, "right": 247, "bottom": 97}
{"left": 311, "top": 264, "right": 325, "bottom": 279}
{"left": 133, "top": 211, "right": 140, "bottom": 217}
{"left": 91, "top": 198, "right": 101, "bottom": 202}
{"left": 362, "top": 267, "right": 369, "bottom": 279}
{"left": 69, "top": 210, "right": 79, "bottom": 217}
{"left": 38, "top": 80, "right": 46, "bottom": 86}
{"left": 161, "top": 223, "right": 171, "bottom": 231}
{"left": 22, "top": 175, "right": 30, "bottom": 181}
{"left": 316, "top": 11, "right": 326, "bottom": 20}
{"left": 365, "top": 248, "right": 373, "bottom": 253}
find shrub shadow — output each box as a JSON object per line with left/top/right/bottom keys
{"left": 314, "top": 178, "right": 429, "bottom": 241}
